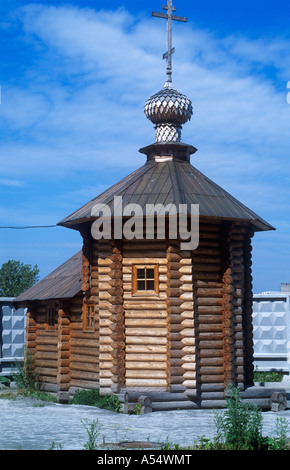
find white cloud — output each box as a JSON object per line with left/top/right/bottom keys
{"left": 1, "top": 3, "right": 290, "bottom": 290}
{"left": 1, "top": 4, "right": 289, "bottom": 205}
{"left": 0, "top": 178, "right": 24, "bottom": 187}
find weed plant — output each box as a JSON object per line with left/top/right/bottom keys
{"left": 82, "top": 419, "right": 102, "bottom": 450}
{"left": 193, "top": 384, "right": 289, "bottom": 450}
{"left": 12, "top": 349, "right": 38, "bottom": 393}
{"left": 70, "top": 388, "right": 122, "bottom": 413}
{"left": 254, "top": 369, "right": 284, "bottom": 383}
{"left": 11, "top": 349, "right": 56, "bottom": 402}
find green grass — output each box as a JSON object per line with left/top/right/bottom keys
{"left": 69, "top": 388, "right": 122, "bottom": 413}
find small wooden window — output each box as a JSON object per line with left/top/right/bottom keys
{"left": 46, "top": 304, "right": 58, "bottom": 328}
{"left": 132, "top": 265, "right": 159, "bottom": 295}
{"left": 83, "top": 302, "right": 96, "bottom": 331}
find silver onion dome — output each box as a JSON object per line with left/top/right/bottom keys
{"left": 144, "top": 85, "right": 193, "bottom": 143}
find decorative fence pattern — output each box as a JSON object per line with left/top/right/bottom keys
{"left": 0, "top": 298, "right": 26, "bottom": 376}
{"left": 252, "top": 291, "right": 290, "bottom": 373}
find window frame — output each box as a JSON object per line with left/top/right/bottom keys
{"left": 83, "top": 301, "right": 96, "bottom": 331}
{"left": 45, "top": 303, "right": 58, "bottom": 329}
{"left": 132, "top": 264, "right": 159, "bottom": 296}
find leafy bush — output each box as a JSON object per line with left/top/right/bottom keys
{"left": 193, "top": 384, "right": 289, "bottom": 450}
{"left": 254, "top": 370, "right": 284, "bottom": 383}
{"left": 70, "top": 388, "right": 122, "bottom": 413}
{"left": 214, "top": 385, "right": 265, "bottom": 449}
{"left": 12, "top": 349, "right": 39, "bottom": 393}
{"left": 0, "top": 376, "right": 10, "bottom": 386}
{"left": 11, "top": 349, "right": 56, "bottom": 402}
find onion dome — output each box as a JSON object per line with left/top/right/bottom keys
{"left": 144, "top": 84, "right": 193, "bottom": 143}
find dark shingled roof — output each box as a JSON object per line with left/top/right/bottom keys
{"left": 58, "top": 158, "right": 274, "bottom": 232}
{"left": 16, "top": 146, "right": 274, "bottom": 303}
{"left": 15, "top": 251, "right": 82, "bottom": 302}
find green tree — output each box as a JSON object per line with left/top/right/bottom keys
{"left": 0, "top": 260, "right": 40, "bottom": 297}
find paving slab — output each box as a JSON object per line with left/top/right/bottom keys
{"left": 1, "top": 396, "right": 290, "bottom": 450}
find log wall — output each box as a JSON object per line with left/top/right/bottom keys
{"left": 98, "top": 239, "right": 125, "bottom": 395}
{"left": 24, "top": 218, "right": 256, "bottom": 407}
{"left": 123, "top": 240, "right": 169, "bottom": 389}
{"left": 26, "top": 293, "right": 100, "bottom": 396}
{"left": 69, "top": 294, "right": 99, "bottom": 392}
{"left": 29, "top": 302, "right": 58, "bottom": 392}
{"left": 57, "top": 303, "right": 71, "bottom": 401}
{"left": 166, "top": 244, "right": 196, "bottom": 396}
{"left": 193, "top": 222, "right": 225, "bottom": 401}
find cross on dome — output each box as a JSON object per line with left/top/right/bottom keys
{"left": 152, "top": 0, "right": 187, "bottom": 87}
{"left": 144, "top": 2, "right": 192, "bottom": 144}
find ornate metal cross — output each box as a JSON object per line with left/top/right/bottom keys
{"left": 152, "top": 1, "right": 187, "bottom": 86}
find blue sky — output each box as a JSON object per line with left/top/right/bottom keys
{"left": 1, "top": 0, "right": 290, "bottom": 294}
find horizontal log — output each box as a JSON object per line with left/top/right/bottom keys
{"left": 170, "top": 329, "right": 194, "bottom": 340}
{"left": 170, "top": 314, "right": 193, "bottom": 325}
{"left": 180, "top": 292, "right": 193, "bottom": 301}
{"left": 197, "top": 375, "right": 224, "bottom": 383}
{"left": 167, "top": 278, "right": 183, "bottom": 288}
{"left": 194, "top": 264, "right": 222, "bottom": 272}
{"left": 169, "top": 342, "right": 183, "bottom": 352}
{"left": 69, "top": 381, "right": 99, "bottom": 391}
{"left": 36, "top": 336, "right": 58, "bottom": 345}
{"left": 126, "top": 336, "right": 167, "bottom": 345}
{"left": 71, "top": 354, "right": 99, "bottom": 364}
{"left": 38, "top": 376, "right": 57, "bottom": 385}
{"left": 167, "top": 298, "right": 183, "bottom": 306}
{"left": 182, "top": 380, "right": 197, "bottom": 389}
{"left": 181, "top": 362, "right": 196, "bottom": 371}
{"left": 170, "top": 376, "right": 185, "bottom": 385}
{"left": 110, "top": 365, "right": 125, "bottom": 375}
{"left": 125, "top": 379, "right": 168, "bottom": 387}
{"left": 124, "top": 241, "right": 168, "bottom": 249}
{"left": 125, "top": 318, "right": 167, "bottom": 327}
{"left": 126, "top": 361, "right": 167, "bottom": 370}
{"left": 196, "top": 315, "right": 222, "bottom": 324}
{"left": 197, "top": 324, "right": 222, "bottom": 333}
{"left": 194, "top": 256, "right": 222, "bottom": 264}
{"left": 122, "top": 258, "right": 166, "bottom": 265}
{"left": 180, "top": 301, "right": 194, "bottom": 310}
{"left": 197, "top": 305, "right": 223, "bottom": 314}
{"left": 126, "top": 344, "right": 167, "bottom": 354}
{"left": 182, "top": 354, "right": 196, "bottom": 363}
{"left": 198, "top": 340, "right": 223, "bottom": 349}
{"left": 36, "top": 367, "right": 57, "bottom": 377}
{"left": 196, "top": 287, "right": 222, "bottom": 297}
{"left": 195, "top": 273, "right": 222, "bottom": 281}
{"left": 170, "top": 323, "right": 191, "bottom": 333}
{"left": 199, "top": 366, "right": 224, "bottom": 374}
{"left": 125, "top": 309, "right": 167, "bottom": 324}
{"left": 123, "top": 302, "right": 165, "bottom": 310}
{"left": 125, "top": 370, "right": 167, "bottom": 378}
{"left": 197, "top": 298, "right": 223, "bottom": 306}
{"left": 125, "top": 328, "right": 167, "bottom": 337}
{"left": 99, "top": 370, "right": 113, "bottom": 379}
{"left": 181, "top": 337, "right": 196, "bottom": 346}
{"left": 179, "top": 266, "right": 192, "bottom": 275}
{"left": 35, "top": 351, "right": 58, "bottom": 361}
{"left": 126, "top": 353, "right": 167, "bottom": 362}
{"left": 70, "top": 338, "right": 99, "bottom": 349}
{"left": 34, "top": 344, "right": 58, "bottom": 353}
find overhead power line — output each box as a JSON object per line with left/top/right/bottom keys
{"left": 0, "top": 225, "right": 58, "bottom": 229}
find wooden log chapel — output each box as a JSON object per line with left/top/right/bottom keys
{"left": 16, "top": 2, "right": 277, "bottom": 411}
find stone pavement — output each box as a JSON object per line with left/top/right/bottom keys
{"left": 1, "top": 395, "right": 290, "bottom": 450}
